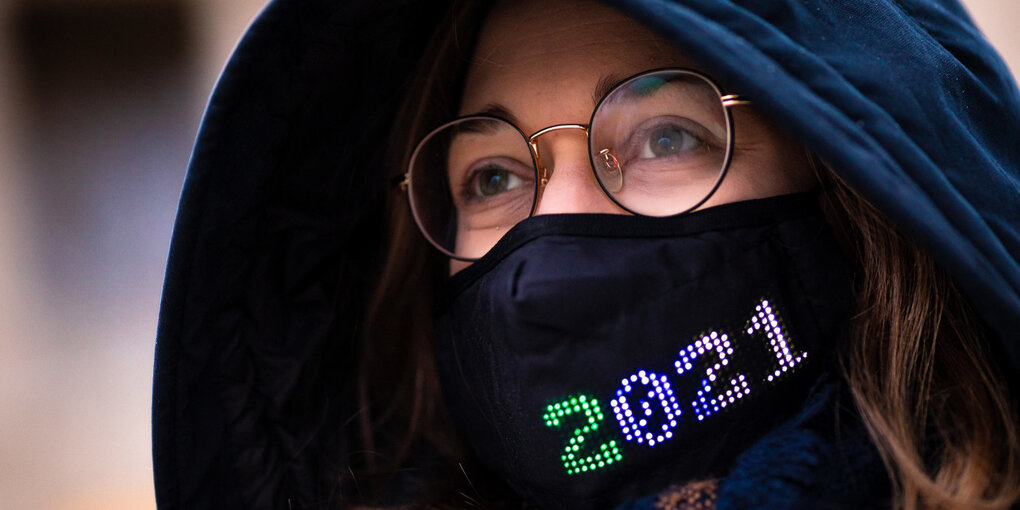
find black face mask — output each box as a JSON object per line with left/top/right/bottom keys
{"left": 435, "top": 193, "right": 854, "bottom": 509}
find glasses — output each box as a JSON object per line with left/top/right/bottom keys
{"left": 401, "top": 68, "right": 750, "bottom": 261}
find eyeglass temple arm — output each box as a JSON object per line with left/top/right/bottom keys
{"left": 393, "top": 173, "right": 409, "bottom": 191}
{"left": 721, "top": 94, "right": 751, "bottom": 107}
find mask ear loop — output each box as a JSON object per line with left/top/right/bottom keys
{"left": 805, "top": 150, "right": 861, "bottom": 269}
{"left": 805, "top": 149, "right": 827, "bottom": 191}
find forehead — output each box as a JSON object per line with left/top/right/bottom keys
{"left": 460, "top": 0, "right": 700, "bottom": 123}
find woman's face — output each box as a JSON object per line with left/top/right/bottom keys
{"left": 452, "top": 0, "right": 815, "bottom": 270}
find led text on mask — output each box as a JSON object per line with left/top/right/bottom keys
{"left": 542, "top": 298, "right": 804, "bottom": 475}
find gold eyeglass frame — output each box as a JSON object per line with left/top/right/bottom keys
{"left": 401, "top": 67, "right": 752, "bottom": 261}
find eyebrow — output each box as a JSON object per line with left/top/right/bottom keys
{"left": 469, "top": 73, "right": 625, "bottom": 129}
{"left": 475, "top": 103, "right": 522, "bottom": 127}
{"left": 592, "top": 73, "right": 623, "bottom": 106}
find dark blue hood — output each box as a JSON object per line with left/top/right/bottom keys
{"left": 152, "top": 0, "right": 1020, "bottom": 508}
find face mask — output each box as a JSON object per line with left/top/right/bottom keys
{"left": 434, "top": 193, "right": 854, "bottom": 509}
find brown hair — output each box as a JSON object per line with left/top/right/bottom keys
{"left": 350, "top": 1, "right": 492, "bottom": 505}
{"left": 816, "top": 163, "right": 1020, "bottom": 509}
{"left": 353, "top": 3, "right": 1020, "bottom": 508}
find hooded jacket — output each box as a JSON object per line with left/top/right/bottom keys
{"left": 152, "top": 0, "right": 1020, "bottom": 508}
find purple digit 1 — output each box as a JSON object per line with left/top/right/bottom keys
{"left": 745, "top": 299, "right": 805, "bottom": 382}
{"left": 610, "top": 370, "right": 681, "bottom": 447}
{"left": 677, "top": 331, "right": 750, "bottom": 421}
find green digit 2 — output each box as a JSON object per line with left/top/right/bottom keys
{"left": 542, "top": 394, "right": 623, "bottom": 475}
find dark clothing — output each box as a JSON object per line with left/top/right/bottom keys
{"left": 152, "top": 0, "right": 1020, "bottom": 508}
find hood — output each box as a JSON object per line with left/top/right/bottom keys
{"left": 152, "top": 0, "right": 1020, "bottom": 508}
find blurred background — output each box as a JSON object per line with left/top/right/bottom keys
{"left": 0, "top": 1, "right": 1016, "bottom": 509}
{"left": 0, "top": 1, "right": 264, "bottom": 508}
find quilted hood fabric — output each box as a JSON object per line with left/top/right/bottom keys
{"left": 152, "top": 0, "right": 1020, "bottom": 508}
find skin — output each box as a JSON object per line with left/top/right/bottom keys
{"left": 449, "top": 0, "right": 816, "bottom": 271}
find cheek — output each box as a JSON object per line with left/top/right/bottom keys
{"left": 703, "top": 111, "right": 816, "bottom": 206}
{"left": 450, "top": 224, "right": 505, "bottom": 275}
{"left": 734, "top": 147, "right": 815, "bottom": 195}
{"left": 450, "top": 258, "right": 470, "bottom": 275}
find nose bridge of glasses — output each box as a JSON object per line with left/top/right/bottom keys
{"left": 527, "top": 123, "right": 590, "bottom": 187}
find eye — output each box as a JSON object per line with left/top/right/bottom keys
{"left": 474, "top": 165, "right": 526, "bottom": 197}
{"left": 638, "top": 124, "right": 703, "bottom": 159}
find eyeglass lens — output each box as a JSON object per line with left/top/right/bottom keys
{"left": 407, "top": 69, "right": 732, "bottom": 260}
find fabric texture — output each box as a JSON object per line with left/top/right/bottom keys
{"left": 435, "top": 194, "right": 856, "bottom": 508}
{"left": 618, "top": 479, "right": 719, "bottom": 510}
{"left": 152, "top": 0, "right": 1020, "bottom": 508}
{"left": 619, "top": 373, "right": 889, "bottom": 510}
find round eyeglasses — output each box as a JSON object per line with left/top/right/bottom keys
{"left": 400, "top": 68, "right": 750, "bottom": 261}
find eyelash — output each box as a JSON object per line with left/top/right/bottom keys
{"left": 458, "top": 158, "right": 533, "bottom": 202}
{"left": 617, "top": 116, "right": 716, "bottom": 164}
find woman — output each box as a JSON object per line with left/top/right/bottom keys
{"left": 152, "top": 0, "right": 1020, "bottom": 508}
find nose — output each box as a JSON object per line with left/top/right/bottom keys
{"left": 530, "top": 128, "right": 625, "bottom": 216}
